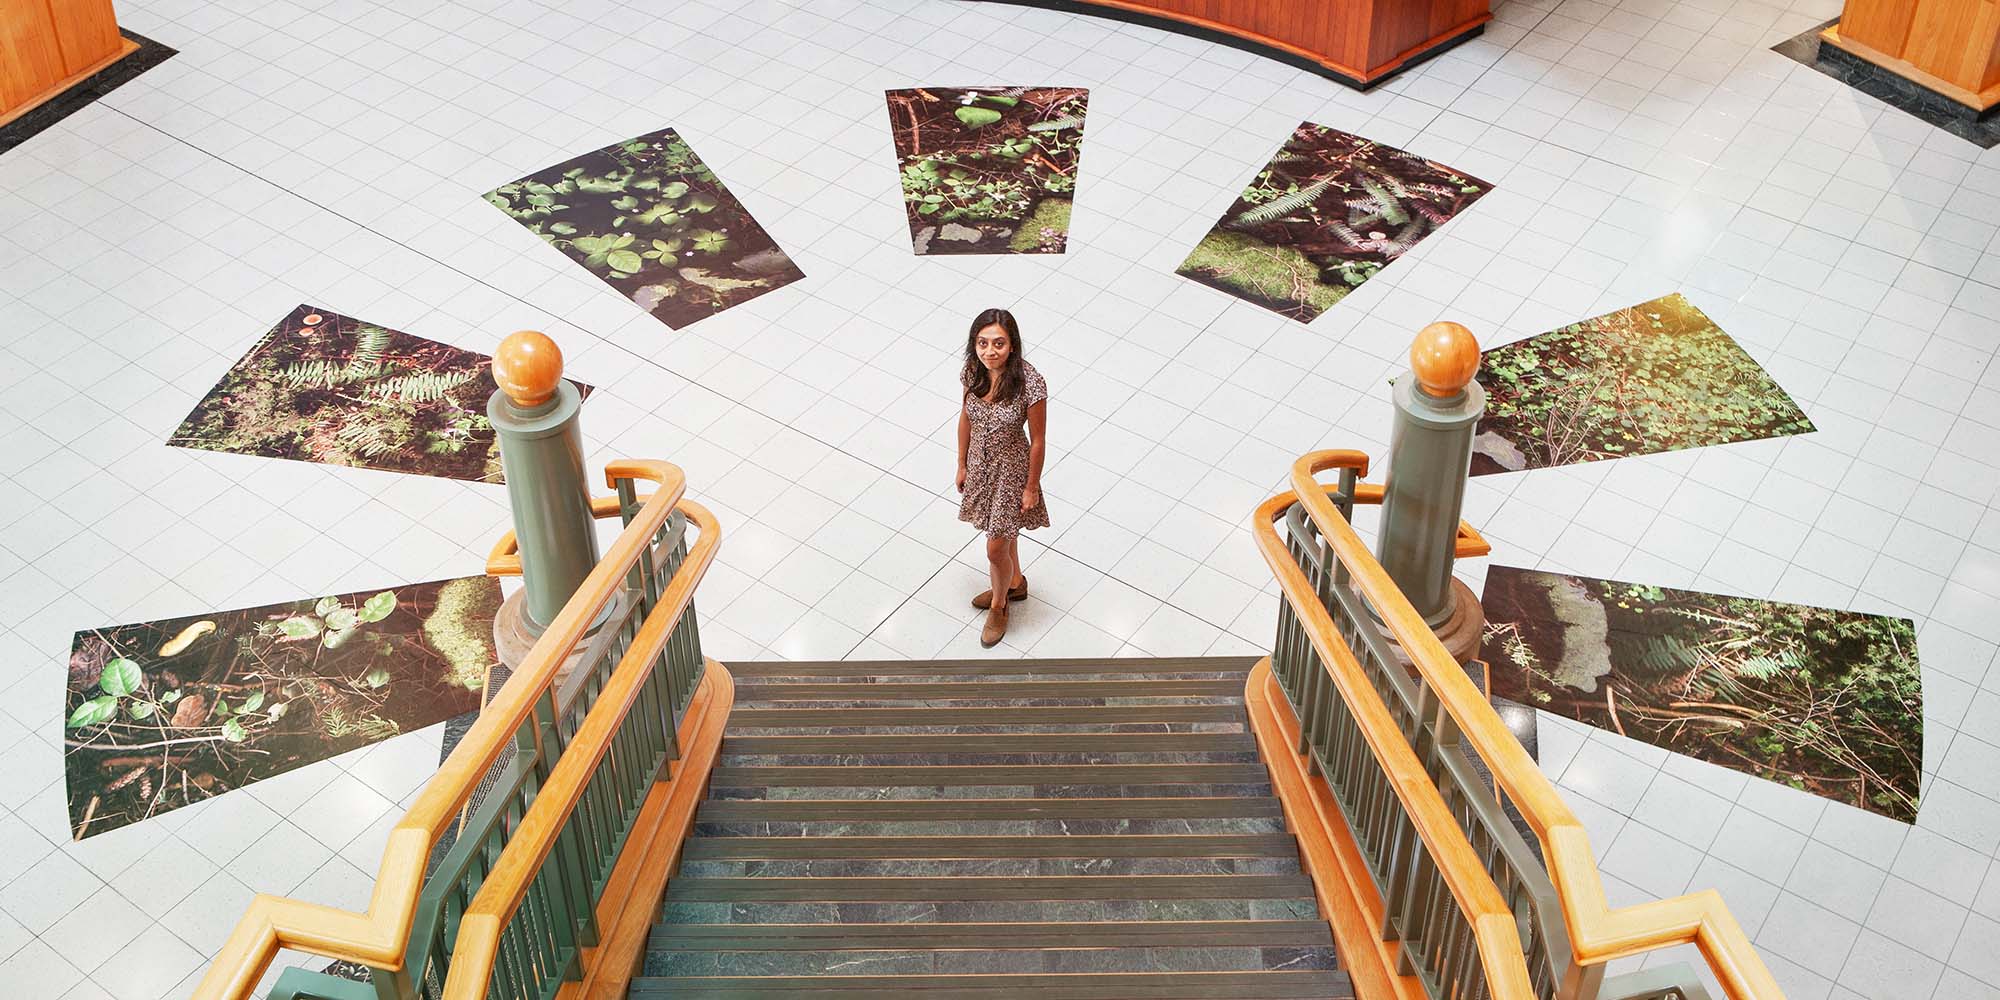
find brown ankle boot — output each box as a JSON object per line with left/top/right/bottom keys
{"left": 972, "top": 576, "right": 1027, "bottom": 610}
{"left": 980, "top": 604, "right": 1009, "bottom": 647}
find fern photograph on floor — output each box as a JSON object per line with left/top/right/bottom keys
{"left": 1481, "top": 566, "right": 1922, "bottom": 822}
{"left": 887, "top": 86, "right": 1089, "bottom": 254}
{"left": 486, "top": 127, "right": 806, "bottom": 328}
{"left": 1176, "top": 123, "right": 1490, "bottom": 321}
{"left": 169, "top": 304, "right": 592, "bottom": 483}
{"left": 1470, "top": 293, "right": 1815, "bottom": 475}
{"left": 63, "top": 577, "right": 500, "bottom": 839}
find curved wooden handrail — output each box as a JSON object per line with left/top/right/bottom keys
{"left": 1251, "top": 455, "right": 1537, "bottom": 997}
{"left": 439, "top": 498, "right": 723, "bottom": 999}
{"left": 193, "top": 460, "right": 688, "bottom": 1000}
{"left": 485, "top": 494, "right": 642, "bottom": 576}
{"left": 1281, "top": 449, "right": 1782, "bottom": 998}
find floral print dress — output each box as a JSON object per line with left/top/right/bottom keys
{"left": 959, "top": 362, "right": 1050, "bottom": 539}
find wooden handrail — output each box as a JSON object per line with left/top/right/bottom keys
{"left": 1251, "top": 455, "right": 1538, "bottom": 997}
{"left": 192, "top": 460, "right": 687, "bottom": 1000}
{"left": 485, "top": 494, "right": 641, "bottom": 576}
{"left": 440, "top": 498, "right": 722, "bottom": 998}
{"left": 1280, "top": 449, "right": 1782, "bottom": 998}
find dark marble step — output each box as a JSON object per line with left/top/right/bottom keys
{"left": 681, "top": 834, "right": 1301, "bottom": 861}
{"left": 695, "top": 798, "right": 1283, "bottom": 823}
{"left": 658, "top": 898, "right": 1325, "bottom": 925}
{"left": 725, "top": 723, "right": 1247, "bottom": 736}
{"left": 675, "top": 857, "right": 1303, "bottom": 878}
{"left": 722, "top": 734, "right": 1255, "bottom": 755}
{"left": 667, "top": 875, "right": 1315, "bottom": 903}
{"left": 643, "top": 944, "right": 1341, "bottom": 977}
{"left": 649, "top": 919, "right": 1332, "bottom": 951}
{"left": 630, "top": 970, "right": 1351, "bottom": 998}
{"left": 736, "top": 680, "right": 1245, "bottom": 700}
{"left": 719, "top": 750, "right": 1261, "bottom": 767}
{"left": 710, "top": 783, "right": 1275, "bottom": 801}
{"left": 713, "top": 763, "right": 1272, "bottom": 787}
{"left": 726, "top": 657, "right": 1259, "bottom": 679}
{"left": 691, "top": 817, "right": 1290, "bottom": 838}
{"left": 731, "top": 705, "right": 1244, "bottom": 727}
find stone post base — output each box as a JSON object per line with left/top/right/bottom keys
{"left": 1373, "top": 575, "right": 1484, "bottom": 671}
{"left": 492, "top": 588, "right": 601, "bottom": 700}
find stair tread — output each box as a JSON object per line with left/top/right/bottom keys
{"left": 711, "top": 764, "right": 1272, "bottom": 786}
{"left": 735, "top": 680, "right": 1245, "bottom": 699}
{"left": 648, "top": 920, "right": 1335, "bottom": 950}
{"left": 725, "top": 657, "right": 1259, "bottom": 677}
{"left": 698, "top": 798, "right": 1283, "bottom": 820}
{"left": 730, "top": 705, "right": 1243, "bottom": 725}
{"left": 630, "top": 970, "right": 1351, "bottom": 998}
{"left": 681, "top": 835, "right": 1302, "bottom": 859}
{"left": 723, "top": 733, "right": 1254, "bottom": 753}
{"left": 666, "top": 875, "right": 1316, "bottom": 901}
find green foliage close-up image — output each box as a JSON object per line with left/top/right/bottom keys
{"left": 1471, "top": 293, "right": 1816, "bottom": 475}
{"left": 1176, "top": 122, "right": 1491, "bottom": 321}
{"left": 170, "top": 305, "right": 590, "bottom": 484}
{"left": 887, "top": 86, "right": 1089, "bottom": 255}
{"left": 63, "top": 577, "right": 500, "bottom": 840}
{"left": 1482, "top": 567, "right": 1922, "bottom": 822}
{"left": 486, "top": 127, "right": 806, "bottom": 328}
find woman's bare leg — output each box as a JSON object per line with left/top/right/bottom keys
{"left": 986, "top": 533, "right": 1014, "bottom": 612}
{"left": 1007, "top": 535, "right": 1023, "bottom": 590}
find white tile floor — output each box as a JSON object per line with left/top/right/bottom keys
{"left": 2, "top": 0, "right": 1998, "bottom": 996}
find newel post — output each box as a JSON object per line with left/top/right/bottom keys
{"left": 490, "top": 331, "right": 600, "bottom": 637}
{"left": 1377, "top": 321, "right": 1485, "bottom": 664}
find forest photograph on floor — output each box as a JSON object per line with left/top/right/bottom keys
{"left": 886, "top": 86, "right": 1088, "bottom": 254}
{"left": 63, "top": 577, "right": 500, "bottom": 839}
{"left": 1176, "top": 122, "right": 1490, "bottom": 321}
{"left": 1481, "top": 566, "right": 1922, "bottom": 822}
{"left": 170, "top": 305, "right": 592, "bottom": 484}
{"left": 1471, "top": 293, "right": 1814, "bottom": 475}
{"left": 486, "top": 127, "right": 805, "bottom": 328}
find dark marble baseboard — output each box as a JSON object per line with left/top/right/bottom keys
{"left": 1772, "top": 18, "right": 2000, "bottom": 149}
{"left": 0, "top": 31, "right": 177, "bottom": 156}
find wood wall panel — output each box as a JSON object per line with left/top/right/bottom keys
{"left": 1828, "top": 0, "right": 2000, "bottom": 109}
{"left": 0, "top": 0, "right": 69, "bottom": 109}
{"left": 45, "top": 0, "right": 122, "bottom": 75}
{"left": 0, "top": 0, "right": 127, "bottom": 123}
{"left": 1023, "top": 0, "right": 1489, "bottom": 84}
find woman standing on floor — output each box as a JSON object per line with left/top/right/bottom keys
{"left": 955, "top": 307, "right": 1050, "bottom": 648}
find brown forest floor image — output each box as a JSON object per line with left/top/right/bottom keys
{"left": 1177, "top": 123, "right": 1490, "bottom": 322}
{"left": 887, "top": 86, "right": 1088, "bottom": 254}
{"left": 486, "top": 127, "right": 805, "bottom": 328}
{"left": 1481, "top": 566, "right": 1922, "bottom": 822}
{"left": 64, "top": 577, "right": 499, "bottom": 839}
{"left": 1471, "top": 293, "right": 1814, "bottom": 475}
{"left": 170, "top": 305, "right": 592, "bottom": 484}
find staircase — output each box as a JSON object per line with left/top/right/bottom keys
{"left": 635, "top": 656, "right": 1353, "bottom": 998}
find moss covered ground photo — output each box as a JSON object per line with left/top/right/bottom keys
{"left": 1482, "top": 566, "right": 1921, "bottom": 822}
{"left": 486, "top": 127, "right": 805, "bottom": 328}
{"left": 170, "top": 305, "right": 592, "bottom": 484}
{"left": 1176, "top": 123, "right": 1490, "bottom": 321}
{"left": 1471, "top": 293, "right": 1814, "bottom": 475}
{"left": 887, "top": 86, "right": 1088, "bottom": 254}
{"left": 64, "top": 577, "right": 499, "bottom": 839}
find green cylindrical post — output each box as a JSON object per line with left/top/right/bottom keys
{"left": 490, "top": 331, "right": 599, "bottom": 636}
{"left": 1377, "top": 322, "right": 1484, "bottom": 627}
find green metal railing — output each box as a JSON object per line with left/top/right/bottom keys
{"left": 1269, "top": 472, "right": 1724, "bottom": 1000}
{"left": 264, "top": 475, "right": 705, "bottom": 1000}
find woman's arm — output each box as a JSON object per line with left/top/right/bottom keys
{"left": 1022, "top": 399, "right": 1047, "bottom": 510}
{"left": 955, "top": 404, "right": 970, "bottom": 492}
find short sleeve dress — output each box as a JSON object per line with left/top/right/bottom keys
{"left": 959, "top": 361, "right": 1050, "bottom": 539}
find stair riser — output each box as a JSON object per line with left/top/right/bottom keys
{"left": 711, "top": 784, "right": 1275, "bottom": 800}
{"left": 643, "top": 946, "right": 1341, "bottom": 977}
{"left": 719, "top": 752, "right": 1260, "bottom": 766}
{"left": 725, "top": 724, "right": 1246, "bottom": 736}
{"left": 675, "top": 858, "right": 1303, "bottom": 877}
{"left": 659, "top": 899, "right": 1323, "bottom": 924}
{"left": 691, "top": 818, "right": 1289, "bottom": 837}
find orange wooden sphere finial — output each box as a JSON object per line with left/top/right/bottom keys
{"left": 493, "top": 330, "right": 564, "bottom": 407}
{"left": 1410, "top": 321, "right": 1480, "bottom": 397}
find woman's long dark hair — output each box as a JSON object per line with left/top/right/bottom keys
{"left": 962, "top": 308, "right": 1025, "bottom": 402}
